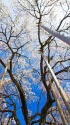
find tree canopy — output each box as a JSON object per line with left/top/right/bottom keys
{"left": 0, "top": 0, "right": 70, "bottom": 125}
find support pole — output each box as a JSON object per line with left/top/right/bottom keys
{"left": 51, "top": 85, "right": 67, "bottom": 125}
{"left": 42, "top": 54, "right": 70, "bottom": 114}
{"left": 41, "top": 25, "right": 70, "bottom": 45}
{"left": 0, "top": 60, "right": 10, "bottom": 87}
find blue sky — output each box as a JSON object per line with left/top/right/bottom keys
{"left": 3, "top": 0, "right": 10, "bottom": 7}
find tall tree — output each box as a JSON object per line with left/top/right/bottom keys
{"left": 0, "top": 0, "right": 70, "bottom": 125}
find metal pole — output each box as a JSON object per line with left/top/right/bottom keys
{"left": 51, "top": 85, "right": 68, "bottom": 125}
{"left": 41, "top": 25, "right": 70, "bottom": 45}
{"left": 42, "top": 54, "right": 70, "bottom": 114}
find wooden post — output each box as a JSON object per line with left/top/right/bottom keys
{"left": 0, "top": 60, "right": 10, "bottom": 87}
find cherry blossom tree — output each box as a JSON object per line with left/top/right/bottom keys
{"left": 0, "top": 0, "right": 70, "bottom": 125}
